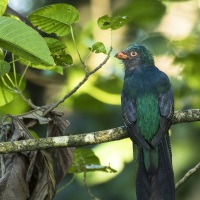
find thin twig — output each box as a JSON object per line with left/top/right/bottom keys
{"left": 70, "top": 25, "right": 88, "bottom": 72}
{"left": 43, "top": 47, "right": 113, "bottom": 115}
{"left": 18, "top": 90, "right": 39, "bottom": 109}
{"left": 84, "top": 171, "right": 100, "bottom": 200}
{"left": 175, "top": 162, "right": 200, "bottom": 190}
{"left": 56, "top": 175, "right": 75, "bottom": 194}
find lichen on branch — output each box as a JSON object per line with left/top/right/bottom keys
{"left": 0, "top": 109, "right": 200, "bottom": 154}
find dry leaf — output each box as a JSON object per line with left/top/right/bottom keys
{"left": 0, "top": 153, "right": 30, "bottom": 199}
{"left": 47, "top": 111, "right": 75, "bottom": 183}
{"left": 0, "top": 110, "right": 74, "bottom": 200}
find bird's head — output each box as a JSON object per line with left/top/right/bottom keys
{"left": 115, "top": 44, "right": 154, "bottom": 70}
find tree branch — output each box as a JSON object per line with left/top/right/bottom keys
{"left": 0, "top": 109, "right": 200, "bottom": 154}
{"left": 43, "top": 47, "right": 113, "bottom": 115}
{"left": 175, "top": 162, "right": 200, "bottom": 190}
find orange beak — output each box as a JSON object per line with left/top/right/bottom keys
{"left": 115, "top": 52, "right": 128, "bottom": 60}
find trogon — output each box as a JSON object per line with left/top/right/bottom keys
{"left": 115, "top": 44, "right": 175, "bottom": 200}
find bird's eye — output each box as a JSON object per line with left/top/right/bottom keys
{"left": 130, "top": 51, "right": 137, "bottom": 57}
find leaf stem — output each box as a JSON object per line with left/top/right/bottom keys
{"left": 5, "top": 74, "right": 15, "bottom": 88}
{"left": 70, "top": 25, "right": 88, "bottom": 72}
{"left": 11, "top": 54, "right": 18, "bottom": 87}
{"left": 18, "top": 62, "right": 30, "bottom": 89}
{"left": 56, "top": 175, "right": 75, "bottom": 194}
{"left": 1, "top": 77, "right": 16, "bottom": 92}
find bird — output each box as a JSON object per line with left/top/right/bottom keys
{"left": 115, "top": 44, "right": 175, "bottom": 200}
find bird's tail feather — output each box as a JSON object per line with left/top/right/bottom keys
{"left": 157, "top": 135, "right": 175, "bottom": 200}
{"left": 134, "top": 135, "right": 175, "bottom": 200}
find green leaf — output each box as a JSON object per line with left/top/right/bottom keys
{"left": 0, "top": 17, "right": 55, "bottom": 65}
{"left": 0, "top": 73, "right": 26, "bottom": 106}
{"left": 0, "top": 48, "right": 4, "bottom": 60}
{"left": 97, "top": 15, "right": 111, "bottom": 30}
{"left": 28, "top": 4, "right": 79, "bottom": 37}
{"left": 0, "top": 0, "right": 8, "bottom": 16}
{"left": 68, "top": 148, "right": 117, "bottom": 173}
{"left": 0, "top": 60, "right": 10, "bottom": 77}
{"left": 44, "top": 37, "right": 73, "bottom": 65}
{"left": 98, "top": 15, "right": 129, "bottom": 30}
{"left": 55, "top": 54, "right": 73, "bottom": 66}
{"left": 44, "top": 37, "right": 67, "bottom": 53}
{"left": 89, "top": 42, "right": 107, "bottom": 54}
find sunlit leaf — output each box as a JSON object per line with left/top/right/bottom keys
{"left": 28, "top": 4, "right": 79, "bottom": 37}
{"left": 98, "top": 15, "right": 129, "bottom": 30}
{"left": 0, "top": 17, "right": 55, "bottom": 65}
{"left": 0, "top": 48, "right": 4, "bottom": 60}
{"left": 4, "top": 13, "right": 21, "bottom": 21}
{"left": 68, "top": 148, "right": 116, "bottom": 173}
{"left": 0, "top": 0, "right": 8, "bottom": 16}
{"left": 89, "top": 42, "right": 107, "bottom": 54}
{"left": 97, "top": 15, "right": 111, "bottom": 30}
{"left": 0, "top": 60, "right": 10, "bottom": 77}
{"left": 0, "top": 73, "right": 26, "bottom": 106}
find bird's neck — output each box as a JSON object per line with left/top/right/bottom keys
{"left": 124, "top": 64, "right": 153, "bottom": 77}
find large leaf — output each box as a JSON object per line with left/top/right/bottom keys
{"left": 0, "top": 16, "right": 55, "bottom": 65}
{"left": 0, "top": 0, "right": 8, "bottom": 16}
{"left": 28, "top": 4, "right": 79, "bottom": 37}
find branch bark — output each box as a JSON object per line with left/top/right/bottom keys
{"left": 175, "top": 162, "right": 200, "bottom": 190}
{"left": 0, "top": 109, "right": 200, "bottom": 154}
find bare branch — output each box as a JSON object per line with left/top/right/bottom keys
{"left": 18, "top": 90, "right": 39, "bottom": 109}
{"left": 175, "top": 162, "right": 200, "bottom": 190}
{"left": 0, "top": 109, "right": 200, "bottom": 154}
{"left": 0, "top": 126, "right": 125, "bottom": 154}
{"left": 43, "top": 47, "right": 113, "bottom": 115}
{"left": 173, "top": 109, "right": 200, "bottom": 124}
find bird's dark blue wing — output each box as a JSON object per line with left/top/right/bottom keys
{"left": 151, "top": 87, "right": 174, "bottom": 146}
{"left": 121, "top": 93, "right": 151, "bottom": 149}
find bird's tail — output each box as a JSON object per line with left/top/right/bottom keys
{"left": 134, "top": 134, "right": 175, "bottom": 200}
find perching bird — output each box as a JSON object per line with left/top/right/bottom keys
{"left": 115, "top": 44, "right": 175, "bottom": 200}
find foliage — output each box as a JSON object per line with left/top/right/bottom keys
{"left": 0, "top": 0, "right": 8, "bottom": 16}
{"left": 0, "top": 17, "right": 54, "bottom": 65}
{"left": 28, "top": 4, "right": 79, "bottom": 36}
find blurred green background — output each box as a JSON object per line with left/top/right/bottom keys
{"left": 2, "top": 0, "right": 200, "bottom": 199}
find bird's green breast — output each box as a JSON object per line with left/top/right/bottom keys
{"left": 136, "top": 94, "right": 160, "bottom": 143}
